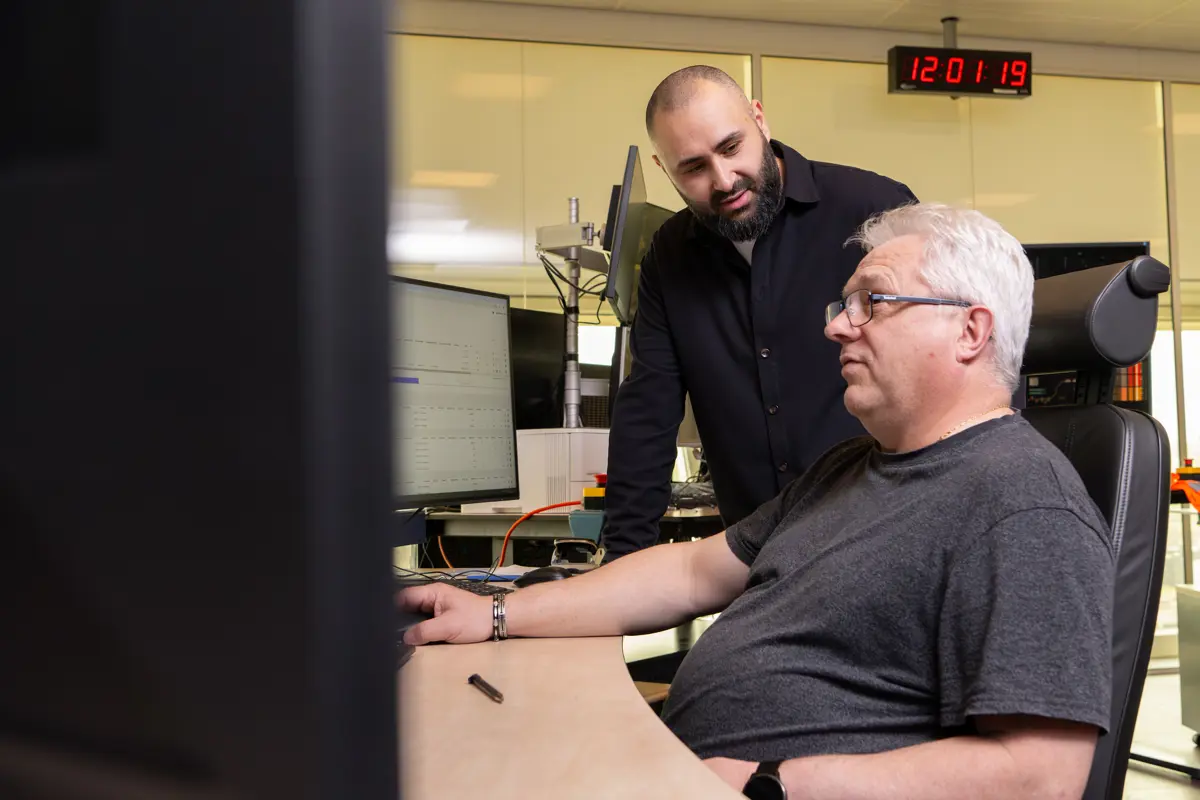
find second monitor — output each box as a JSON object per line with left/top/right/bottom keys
{"left": 390, "top": 277, "right": 519, "bottom": 509}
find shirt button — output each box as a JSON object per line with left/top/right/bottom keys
{"left": 768, "top": 405, "right": 779, "bottom": 415}
{"left": 778, "top": 462, "right": 789, "bottom": 472}
{"left": 760, "top": 348, "right": 771, "bottom": 358}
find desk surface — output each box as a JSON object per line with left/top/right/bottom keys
{"left": 399, "top": 636, "right": 741, "bottom": 799}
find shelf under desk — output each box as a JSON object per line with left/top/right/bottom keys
{"left": 426, "top": 507, "right": 724, "bottom": 565}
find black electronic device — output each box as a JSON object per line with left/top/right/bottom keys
{"left": 604, "top": 146, "right": 675, "bottom": 325}
{"left": 511, "top": 307, "right": 567, "bottom": 429}
{"left": 1024, "top": 242, "right": 1151, "bottom": 281}
{"left": 512, "top": 566, "right": 580, "bottom": 588}
{"left": 888, "top": 45, "right": 1032, "bottom": 97}
{"left": 743, "top": 760, "right": 787, "bottom": 800}
{"left": 1, "top": 1, "right": 398, "bottom": 797}
{"left": 391, "top": 277, "right": 520, "bottom": 510}
{"left": 1022, "top": 244, "right": 1155, "bottom": 416}
{"left": 579, "top": 362, "right": 612, "bottom": 428}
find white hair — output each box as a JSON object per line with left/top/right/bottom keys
{"left": 848, "top": 203, "right": 1034, "bottom": 391}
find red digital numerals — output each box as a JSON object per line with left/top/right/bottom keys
{"left": 908, "top": 56, "right": 1028, "bottom": 88}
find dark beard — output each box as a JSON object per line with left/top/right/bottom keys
{"left": 683, "top": 137, "right": 784, "bottom": 243}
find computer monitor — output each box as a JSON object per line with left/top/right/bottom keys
{"left": 391, "top": 278, "right": 519, "bottom": 509}
{"left": 511, "top": 307, "right": 566, "bottom": 430}
{"left": 604, "top": 146, "right": 675, "bottom": 325}
{"left": 1024, "top": 241, "right": 1150, "bottom": 280}
{"left": 1, "top": 1, "right": 397, "bottom": 797}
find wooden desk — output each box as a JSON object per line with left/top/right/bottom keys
{"left": 399, "top": 636, "right": 742, "bottom": 799}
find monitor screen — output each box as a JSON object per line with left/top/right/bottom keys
{"left": 391, "top": 278, "right": 519, "bottom": 507}
{"left": 511, "top": 307, "right": 566, "bottom": 430}
{"left": 604, "top": 146, "right": 674, "bottom": 325}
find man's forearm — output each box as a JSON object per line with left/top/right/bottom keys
{"left": 506, "top": 541, "right": 706, "bottom": 638}
{"left": 778, "top": 734, "right": 1083, "bottom": 800}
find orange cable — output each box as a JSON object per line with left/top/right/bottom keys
{"left": 496, "top": 501, "right": 581, "bottom": 569}
{"left": 437, "top": 535, "right": 454, "bottom": 569}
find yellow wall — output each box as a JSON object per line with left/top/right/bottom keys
{"left": 759, "top": 58, "right": 974, "bottom": 207}
{"left": 390, "top": 34, "right": 749, "bottom": 319}
{"left": 1173, "top": 82, "right": 1200, "bottom": 330}
{"left": 762, "top": 58, "right": 1169, "bottom": 269}
{"left": 1169, "top": 82, "right": 1200, "bottom": 465}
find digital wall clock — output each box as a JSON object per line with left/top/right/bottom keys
{"left": 887, "top": 45, "right": 1032, "bottom": 97}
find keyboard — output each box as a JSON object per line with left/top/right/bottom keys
{"left": 451, "top": 579, "right": 514, "bottom": 596}
{"left": 394, "top": 574, "right": 513, "bottom": 596}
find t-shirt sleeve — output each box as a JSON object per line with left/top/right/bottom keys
{"left": 725, "top": 486, "right": 792, "bottom": 567}
{"left": 725, "top": 438, "right": 870, "bottom": 567}
{"left": 938, "top": 508, "right": 1115, "bottom": 733}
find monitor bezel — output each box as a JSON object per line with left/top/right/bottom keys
{"left": 389, "top": 276, "right": 521, "bottom": 509}
{"left": 603, "top": 145, "right": 643, "bottom": 325}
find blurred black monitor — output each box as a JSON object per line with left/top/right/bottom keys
{"left": 604, "top": 146, "right": 674, "bottom": 325}
{"left": 0, "top": 2, "right": 398, "bottom": 798}
{"left": 511, "top": 307, "right": 567, "bottom": 429}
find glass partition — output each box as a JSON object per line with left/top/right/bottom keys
{"left": 389, "top": 34, "right": 750, "bottom": 323}
{"left": 760, "top": 57, "right": 972, "bottom": 205}
{"left": 1167, "top": 81, "right": 1200, "bottom": 647}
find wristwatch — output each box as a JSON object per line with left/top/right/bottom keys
{"left": 742, "top": 760, "right": 786, "bottom": 800}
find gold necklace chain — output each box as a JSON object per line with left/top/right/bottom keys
{"left": 939, "top": 404, "right": 1013, "bottom": 441}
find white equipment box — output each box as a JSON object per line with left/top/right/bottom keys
{"left": 462, "top": 428, "right": 609, "bottom": 514}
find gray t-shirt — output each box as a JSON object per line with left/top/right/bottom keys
{"left": 661, "top": 414, "right": 1115, "bottom": 762}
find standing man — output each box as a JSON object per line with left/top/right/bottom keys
{"left": 602, "top": 65, "right": 917, "bottom": 559}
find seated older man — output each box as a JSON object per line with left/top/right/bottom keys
{"left": 399, "top": 203, "right": 1114, "bottom": 800}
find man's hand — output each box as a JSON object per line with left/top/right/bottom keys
{"left": 397, "top": 582, "right": 493, "bottom": 645}
{"left": 704, "top": 757, "right": 757, "bottom": 793}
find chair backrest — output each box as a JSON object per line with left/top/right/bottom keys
{"left": 1020, "top": 256, "right": 1172, "bottom": 800}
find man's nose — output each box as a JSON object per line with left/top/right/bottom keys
{"left": 711, "top": 163, "right": 737, "bottom": 194}
{"left": 824, "top": 310, "right": 858, "bottom": 344}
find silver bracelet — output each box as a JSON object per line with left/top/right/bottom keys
{"left": 492, "top": 593, "right": 508, "bottom": 641}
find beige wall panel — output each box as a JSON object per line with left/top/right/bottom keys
{"left": 761, "top": 57, "right": 973, "bottom": 207}
{"left": 1171, "top": 82, "right": 1200, "bottom": 328}
{"left": 520, "top": 43, "right": 751, "bottom": 263}
{"left": 389, "top": 35, "right": 526, "bottom": 267}
{"left": 968, "top": 76, "right": 1169, "bottom": 267}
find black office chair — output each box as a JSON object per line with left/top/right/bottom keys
{"left": 1020, "top": 256, "right": 1172, "bottom": 800}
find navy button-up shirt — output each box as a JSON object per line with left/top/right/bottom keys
{"left": 601, "top": 141, "right": 917, "bottom": 559}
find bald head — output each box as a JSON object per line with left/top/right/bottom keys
{"left": 644, "top": 65, "right": 749, "bottom": 137}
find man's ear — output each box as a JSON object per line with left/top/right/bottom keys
{"left": 750, "top": 99, "right": 771, "bottom": 141}
{"left": 652, "top": 153, "right": 668, "bottom": 178}
{"left": 958, "top": 306, "right": 994, "bottom": 364}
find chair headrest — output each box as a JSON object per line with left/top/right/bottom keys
{"left": 1022, "top": 256, "right": 1170, "bottom": 375}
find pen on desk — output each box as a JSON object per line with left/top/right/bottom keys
{"left": 468, "top": 673, "right": 504, "bottom": 704}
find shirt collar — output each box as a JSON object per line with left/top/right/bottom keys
{"left": 773, "top": 139, "right": 821, "bottom": 204}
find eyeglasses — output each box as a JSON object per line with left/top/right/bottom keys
{"left": 824, "top": 289, "right": 970, "bottom": 328}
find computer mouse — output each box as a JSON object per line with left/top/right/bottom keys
{"left": 512, "top": 565, "right": 579, "bottom": 588}
{"left": 395, "top": 607, "right": 435, "bottom": 670}
{"left": 396, "top": 606, "right": 435, "bottom": 633}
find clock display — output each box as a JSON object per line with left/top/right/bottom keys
{"left": 887, "top": 46, "right": 1032, "bottom": 97}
